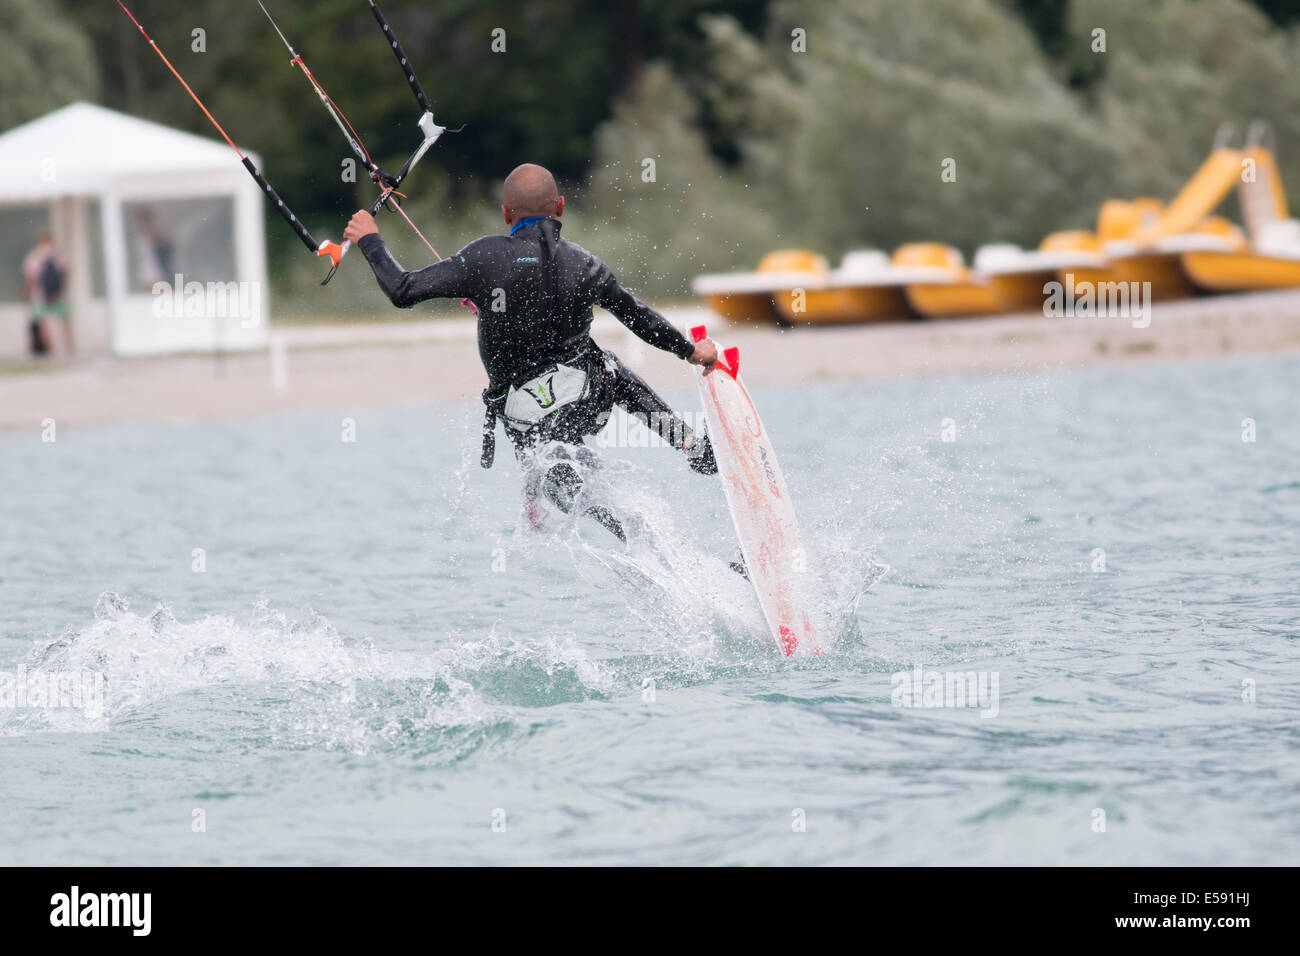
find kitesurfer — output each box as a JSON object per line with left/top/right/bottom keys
{"left": 344, "top": 162, "right": 720, "bottom": 540}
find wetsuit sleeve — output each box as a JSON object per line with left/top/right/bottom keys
{"left": 595, "top": 263, "right": 695, "bottom": 360}
{"left": 358, "top": 233, "right": 473, "bottom": 308}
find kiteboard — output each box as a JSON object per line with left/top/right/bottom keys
{"left": 690, "top": 325, "right": 819, "bottom": 656}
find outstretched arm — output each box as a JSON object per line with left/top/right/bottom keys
{"left": 345, "top": 210, "right": 471, "bottom": 308}
{"left": 596, "top": 267, "right": 718, "bottom": 373}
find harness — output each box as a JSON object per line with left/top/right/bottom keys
{"left": 480, "top": 344, "right": 613, "bottom": 468}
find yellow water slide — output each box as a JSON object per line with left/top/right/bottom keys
{"left": 1181, "top": 122, "right": 1300, "bottom": 291}
{"left": 1084, "top": 127, "right": 1246, "bottom": 299}
{"left": 1133, "top": 139, "right": 1244, "bottom": 245}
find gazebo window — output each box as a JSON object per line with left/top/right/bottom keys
{"left": 122, "top": 197, "right": 236, "bottom": 293}
{"left": 0, "top": 204, "right": 51, "bottom": 302}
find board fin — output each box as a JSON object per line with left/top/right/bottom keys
{"left": 720, "top": 347, "right": 740, "bottom": 379}
{"left": 778, "top": 625, "right": 798, "bottom": 656}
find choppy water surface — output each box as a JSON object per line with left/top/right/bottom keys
{"left": 1, "top": 353, "right": 1297, "bottom": 865}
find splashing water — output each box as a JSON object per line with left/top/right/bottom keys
{"left": 510, "top": 437, "right": 888, "bottom": 657}
{"left": 5, "top": 591, "right": 628, "bottom": 757}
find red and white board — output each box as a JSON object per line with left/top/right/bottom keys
{"left": 690, "top": 325, "right": 819, "bottom": 656}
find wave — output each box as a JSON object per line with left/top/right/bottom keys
{"left": 2, "top": 594, "right": 618, "bottom": 757}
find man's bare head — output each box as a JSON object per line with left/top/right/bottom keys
{"left": 502, "top": 163, "right": 563, "bottom": 224}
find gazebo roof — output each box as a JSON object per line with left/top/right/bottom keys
{"left": 0, "top": 102, "right": 257, "bottom": 202}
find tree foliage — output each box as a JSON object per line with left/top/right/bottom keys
{"left": 4, "top": 0, "right": 1298, "bottom": 306}
{"left": 1071, "top": 0, "right": 1300, "bottom": 209}
{"left": 0, "top": 0, "right": 98, "bottom": 130}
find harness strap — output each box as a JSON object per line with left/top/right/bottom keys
{"left": 479, "top": 343, "right": 605, "bottom": 467}
{"left": 480, "top": 387, "right": 503, "bottom": 468}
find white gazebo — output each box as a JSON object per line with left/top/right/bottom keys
{"left": 0, "top": 102, "right": 270, "bottom": 358}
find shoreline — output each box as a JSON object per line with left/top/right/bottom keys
{"left": 2, "top": 291, "right": 1299, "bottom": 431}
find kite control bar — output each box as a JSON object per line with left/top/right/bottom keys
{"left": 255, "top": 0, "right": 458, "bottom": 284}
{"left": 117, "top": 1, "right": 348, "bottom": 282}
{"left": 322, "top": 113, "right": 449, "bottom": 284}
{"left": 121, "top": 0, "right": 466, "bottom": 289}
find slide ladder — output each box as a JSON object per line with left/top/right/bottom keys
{"left": 1238, "top": 120, "right": 1289, "bottom": 243}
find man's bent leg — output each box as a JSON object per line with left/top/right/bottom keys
{"left": 541, "top": 459, "right": 626, "bottom": 541}
{"left": 602, "top": 350, "right": 717, "bottom": 475}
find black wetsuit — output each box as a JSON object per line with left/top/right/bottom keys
{"left": 357, "top": 217, "right": 715, "bottom": 534}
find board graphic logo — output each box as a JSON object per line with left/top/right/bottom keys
{"left": 758, "top": 446, "right": 781, "bottom": 496}
{"left": 528, "top": 373, "right": 558, "bottom": 408}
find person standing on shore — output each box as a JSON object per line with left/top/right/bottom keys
{"left": 21, "top": 231, "right": 73, "bottom": 357}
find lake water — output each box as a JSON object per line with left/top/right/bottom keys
{"left": 1, "top": 353, "right": 1297, "bottom": 865}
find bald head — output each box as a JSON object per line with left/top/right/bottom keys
{"left": 502, "top": 163, "right": 563, "bottom": 224}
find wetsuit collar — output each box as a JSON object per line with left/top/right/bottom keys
{"left": 510, "top": 216, "right": 553, "bottom": 236}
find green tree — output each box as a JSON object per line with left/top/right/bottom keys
{"left": 1071, "top": 0, "right": 1300, "bottom": 214}
{"left": 0, "top": 0, "right": 99, "bottom": 130}
{"left": 699, "top": 0, "right": 1129, "bottom": 259}
{"left": 577, "top": 62, "right": 778, "bottom": 297}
